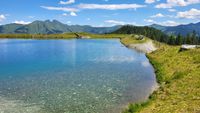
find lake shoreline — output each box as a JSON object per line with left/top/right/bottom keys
{"left": 1, "top": 35, "right": 198, "bottom": 112}
{"left": 0, "top": 34, "right": 159, "bottom": 113}
{"left": 119, "top": 38, "right": 161, "bottom": 113}
{"left": 0, "top": 37, "right": 158, "bottom": 113}
{"left": 122, "top": 38, "right": 200, "bottom": 112}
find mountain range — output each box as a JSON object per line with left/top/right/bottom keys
{"left": 0, "top": 20, "right": 199, "bottom": 36}
{"left": 150, "top": 22, "right": 200, "bottom": 36}
{"left": 0, "top": 20, "right": 121, "bottom": 34}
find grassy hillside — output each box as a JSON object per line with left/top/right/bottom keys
{"left": 0, "top": 33, "right": 129, "bottom": 39}
{"left": 124, "top": 40, "right": 200, "bottom": 113}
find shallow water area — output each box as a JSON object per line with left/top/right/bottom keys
{"left": 0, "top": 39, "right": 157, "bottom": 113}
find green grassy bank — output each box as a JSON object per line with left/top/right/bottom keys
{"left": 123, "top": 39, "right": 200, "bottom": 113}
{"left": 0, "top": 33, "right": 129, "bottom": 39}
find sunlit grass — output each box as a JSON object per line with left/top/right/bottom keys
{"left": 124, "top": 40, "right": 200, "bottom": 113}
{"left": 120, "top": 35, "right": 149, "bottom": 46}
{"left": 0, "top": 33, "right": 129, "bottom": 39}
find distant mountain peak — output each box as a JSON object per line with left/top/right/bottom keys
{"left": 0, "top": 20, "right": 121, "bottom": 34}
{"left": 150, "top": 22, "right": 200, "bottom": 36}
{"left": 44, "top": 20, "right": 51, "bottom": 22}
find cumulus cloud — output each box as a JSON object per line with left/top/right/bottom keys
{"left": 150, "top": 13, "right": 165, "bottom": 18}
{"left": 160, "top": 20, "right": 180, "bottom": 26}
{"left": 59, "top": 0, "right": 75, "bottom": 5}
{"left": 144, "top": 19, "right": 156, "bottom": 23}
{"left": 105, "top": 20, "right": 126, "bottom": 25}
{"left": 145, "top": 0, "right": 156, "bottom": 4}
{"left": 13, "top": 20, "right": 31, "bottom": 25}
{"left": 168, "top": 9, "right": 177, "bottom": 12}
{"left": 28, "top": 16, "right": 35, "bottom": 19}
{"left": 177, "top": 8, "right": 200, "bottom": 19}
{"left": 104, "top": 20, "right": 135, "bottom": 25}
{"left": 0, "top": 14, "right": 6, "bottom": 22}
{"left": 156, "top": 0, "right": 200, "bottom": 8}
{"left": 62, "top": 12, "right": 77, "bottom": 16}
{"left": 62, "top": 13, "right": 68, "bottom": 16}
{"left": 41, "top": 6, "right": 78, "bottom": 12}
{"left": 144, "top": 19, "right": 181, "bottom": 26}
{"left": 78, "top": 4, "right": 146, "bottom": 10}
{"left": 67, "top": 21, "right": 71, "bottom": 24}
{"left": 87, "top": 18, "right": 91, "bottom": 21}
{"left": 70, "top": 12, "right": 77, "bottom": 16}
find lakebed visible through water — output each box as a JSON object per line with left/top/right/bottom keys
{"left": 0, "top": 39, "right": 157, "bottom": 113}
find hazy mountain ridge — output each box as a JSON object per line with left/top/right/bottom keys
{"left": 0, "top": 20, "right": 121, "bottom": 34}
{"left": 0, "top": 20, "right": 199, "bottom": 36}
{"left": 150, "top": 22, "right": 200, "bottom": 36}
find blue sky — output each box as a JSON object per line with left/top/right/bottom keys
{"left": 0, "top": 0, "right": 200, "bottom": 26}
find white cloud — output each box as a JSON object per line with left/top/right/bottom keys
{"left": 168, "top": 9, "right": 177, "bottom": 12}
{"left": 59, "top": 0, "right": 75, "bottom": 5}
{"left": 70, "top": 12, "right": 77, "bottom": 16}
{"left": 41, "top": 6, "right": 78, "bottom": 12}
{"left": 78, "top": 4, "right": 146, "bottom": 10}
{"left": 62, "top": 12, "right": 77, "bottom": 16}
{"left": 145, "top": 0, "right": 160, "bottom": 4}
{"left": 62, "top": 13, "right": 68, "bottom": 16}
{"left": 67, "top": 21, "right": 71, "bottom": 24}
{"left": 0, "top": 14, "right": 6, "bottom": 22}
{"left": 150, "top": 13, "right": 165, "bottom": 18}
{"left": 160, "top": 20, "right": 180, "bottom": 26}
{"left": 105, "top": 20, "right": 125, "bottom": 25}
{"left": 144, "top": 19, "right": 181, "bottom": 26}
{"left": 166, "top": 15, "right": 175, "bottom": 18}
{"left": 41, "top": 3, "right": 146, "bottom": 14}
{"left": 104, "top": 20, "right": 135, "bottom": 25}
{"left": 87, "top": 18, "right": 91, "bottom": 21}
{"left": 144, "top": 19, "right": 156, "bottom": 23}
{"left": 156, "top": 0, "right": 200, "bottom": 8}
{"left": 145, "top": 0, "right": 156, "bottom": 4}
{"left": 177, "top": 8, "right": 200, "bottom": 19}
{"left": 13, "top": 20, "right": 31, "bottom": 25}
{"left": 28, "top": 16, "right": 35, "bottom": 19}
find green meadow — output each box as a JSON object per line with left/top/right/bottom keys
{"left": 123, "top": 38, "right": 200, "bottom": 113}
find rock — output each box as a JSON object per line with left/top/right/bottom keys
{"left": 128, "top": 41, "right": 157, "bottom": 53}
{"left": 180, "top": 44, "right": 199, "bottom": 51}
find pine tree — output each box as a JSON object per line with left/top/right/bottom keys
{"left": 168, "top": 35, "right": 175, "bottom": 45}
{"left": 186, "top": 33, "right": 192, "bottom": 44}
{"left": 191, "top": 30, "right": 197, "bottom": 44}
{"left": 176, "top": 33, "right": 183, "bottom": 45}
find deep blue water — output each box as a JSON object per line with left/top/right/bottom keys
{"left": 0, "top": 39, "right": 157, "bottom": 113}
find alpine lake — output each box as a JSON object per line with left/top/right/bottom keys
{"left": 0, "top": 39, "right": 157, "bottom": 113}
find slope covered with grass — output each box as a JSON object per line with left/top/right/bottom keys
{"left": 125, "top": 42, "right": 200, "bottom": 113}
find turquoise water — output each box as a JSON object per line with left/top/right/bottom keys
{"left": 0, "top": 39, "right": 157, "bottom": 113}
